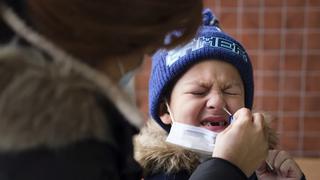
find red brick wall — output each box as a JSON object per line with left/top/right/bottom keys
{"left": 135, "top": 0, "right": 320, "bottom": 157}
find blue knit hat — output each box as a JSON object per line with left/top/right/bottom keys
{"left": 149, "top": 9, "right": 254, "bottom": 132}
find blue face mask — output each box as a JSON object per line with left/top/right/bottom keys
{"left": 118, "top": 69, "right": 136, "bottom": 88}
{"left": 117, "top": 62, "right": 140, "bottom": 102}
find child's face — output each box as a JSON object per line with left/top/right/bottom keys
{"left": 160, "top": 60, "right": 245, "bottom": 132}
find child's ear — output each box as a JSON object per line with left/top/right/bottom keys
{"left": 158, "top": 101, "right": 172, "bottom": 125}
{"left": 160, "top": 113, "right": 172, "bottom": 125}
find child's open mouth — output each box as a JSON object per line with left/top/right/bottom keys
{"left": 200, "top": 117, "right": 228, "bottom": 132}
{"left": 200, "top": 121, "right": 228, "bottom": 126}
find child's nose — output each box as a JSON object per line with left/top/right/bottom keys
{"left": 206, "top": 92, "right": 225, "bottom": 110}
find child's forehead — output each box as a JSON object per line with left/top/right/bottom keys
{"left": 180, "top": 77, "right": 243, "bottom": 88}
{"left": 174, "top": 61, "right": 243, "bottom": 86}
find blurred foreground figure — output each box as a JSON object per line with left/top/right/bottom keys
{"left": 0, "top": 0, "right": 202, "bottom": 179}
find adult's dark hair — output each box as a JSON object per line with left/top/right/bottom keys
{"left": 26, "top": 0, "right": 203, "bottom": 66}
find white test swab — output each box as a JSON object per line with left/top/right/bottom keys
{"left": 222, "top": 107, "right": 234, "bottom": 124}
{"left": 223, "top": 107, "right": 232, "bottom": 116}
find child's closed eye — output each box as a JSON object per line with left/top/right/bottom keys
{"left": 222, "top": 86, "right": 242, "bottom": 96}
{"left": 190, "top": 90, "right": 207, "bottom": 96}
{"left": 185, "top": 87, "right": 208, "bottom": 96}
{"left": 223, "top": 90, "right": 239, "bottom": 95}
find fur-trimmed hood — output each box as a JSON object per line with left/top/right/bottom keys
{"left": 134, "top": 120, "right": 201, "bottom": 176}
{"left": 134, "top": 117, "right": 278, "bottom": 177}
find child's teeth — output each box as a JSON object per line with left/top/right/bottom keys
{"left": 210, "top": 122, "right": 218, "bottom": 126}
{"left": 202, "top": 121, "right": 227, "bottom": 126}
{"left": 203, "top": 122, "right": 226, "bottom": 126}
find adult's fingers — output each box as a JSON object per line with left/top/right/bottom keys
{"left": 266, "top": 150, "right": 281, "bottom": 167}
{"left": 252, "top": 113, "right": 269, "bottom": 156}
{"left": 232, "top": 108, "right": 253, "bottom": 126}
{"left": 279, "top": 158, "right": 303, "bottom": 178}
{"left": 252, "top": 113, "right": 265, "bottom": 131}
{"left": 220, "top": 108, "right": 252, "bottom": 135}
{"left": 274, "top": 150, "right": 291, "bottom": 171}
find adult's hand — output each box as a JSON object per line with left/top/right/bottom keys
{"left": 212, "top": 108, "right": 269, "bottom": 177}
{"left": 256, "top": 150, "right": 303, "bottom": 180}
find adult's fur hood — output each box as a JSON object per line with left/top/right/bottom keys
{"left": 134, "top": 120, "right": 201, "bottom": 176}
{"left": 0, "top": 44, "right": 110, "bottom": 151}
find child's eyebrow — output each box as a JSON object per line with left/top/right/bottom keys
{"left": 222, "top": 81, "right": 243, "bottom": 89}
{"left": 183, "top": 80, "right": 212, "bottom": 87}
{"left": 183, "top": 79, "right": 243, "bottom": 89}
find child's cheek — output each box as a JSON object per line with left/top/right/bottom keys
{"left": 178, "top": 101, "right": 202, "bottom": 125}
